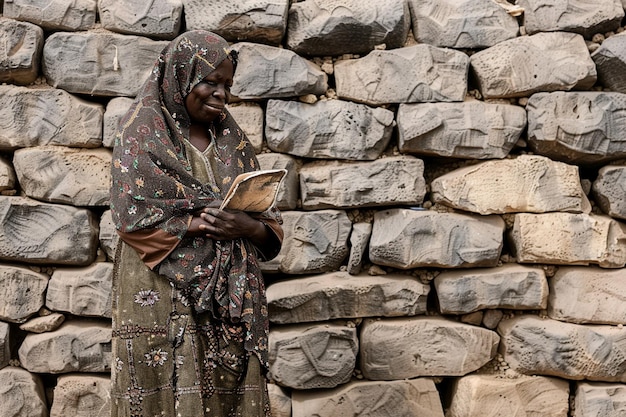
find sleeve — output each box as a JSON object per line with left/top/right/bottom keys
{"left": 255, "top": 218, "right": 284, "bottom": 262}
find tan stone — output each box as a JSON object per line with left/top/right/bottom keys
{"left": 0, "top": 322, "right": 9, "bottom": 369}
{"left": 0, "top": 367, "right": 47, "bottom": 417}
{"left": 593, "top": 165, "right": 626, "bottom": 220}
{"left": 268, "top": 383, "right": 291, "bottom": 417}
{"left": 574, "top": 381, "right": 626, "bottom": 417}
{"left": 593, "top": 31, "right": 626, "bottom": 94}
{"left": 0, "top": 19, "right": 43, "bottom": 85}
{"left": 228, "top": 102, "right": 265, "bottom": 153}
{"left": 4, "top": 0, "right": 97, "bottom": 31}
{"left": 103, "top": 97, "right": 133, "bottom": 148}
{"left": 19, "top": 313, "right": 66, "bottom": 334}
{"left": 256, "top": 153, "right": 299, "bottom": 211}
{"left": 0, "top": 156, "right": 17, "bottom": 192}
{"left": 99, "top": 210, "right": 120, "bottom": 262}
{"left": 347, "top": 222, "right": 372, "bottom": 275}
{"left": 51, "top": 374, "right": 111, "bottom": 417}
{"left": 0, "top": 265, "right": 48, "bottom": 323}
{"left": 99, "top": 0, "right": 183, "bottom": 39}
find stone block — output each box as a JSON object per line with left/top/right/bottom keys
{"left": 548, "top": 266, "right": 626, "bottom": 325}
{"left": 0, "top": 156, "right": 16, "bottom": 192}
{"left": 51, "top": 374, "right": 110, "bottom": 417}
{"left": 43, "top": 31, "right": 169, "bottom": 96}
{"left": 335, "top": 44, "right": 469, "bottom": 105}
{"left": 286, "top": 0, "right": 409, "bottom": 56}
{"left": 370, "top": 209, "right": 505, "bottom": 269}
{"left": 526, "top": 92, "right": 626, "bottom": 164}
{"left": 408, "top": 0, "right": 519, "bottom": 48}
{"left": 498, "top": 315, "right": 626, "bottom": 382}
{"left": 447, "top": 374, "right": 569, "bottom": 417}
{"left": 430, "top": 155, "right": 591, "bottom": 214}
{"left": 0, "top": 322, "right": 8, "bottom": 369}
{"left": 98, "top": 0, "right": 183, "bottom": 40}
{"left": 4, "top": 0, "right": 97, "bottom": 31}
{"left": 0, "top": 18, "right": 43, "bottom": 85}
{"left": 300, "top": 156, "right": 426, "bottom": 209}
{"left": 99, "top": 210, "right": 120, "bottom": 262}
{"left": 267, "top": 270, "right": 429, "bottom": 324}
{"left": 261, "top": 210, "right": 352, "bottom": 274}
{"left": 0, "top": 85, "right": 103, "bottom": 149}
{"left": 46, "top": 263, "right": 113, "bottom": 318}
{"left": 18, "top": 320, "right": 112, "bottom": 373}
{"left": 292, "top": 378, "right": 445, "bottom": 417}
{"left": 256, "top": 153, "right": 299, "bottom": 211}
{"left": 0, "top": 366, "right": 47, "bottom": 417}
{"left": 268, "top": 383, "right": 291, "bottom": 417}
{"left": 19, "top": 313, "right": 65, "bottom": 334}
{"left": 13, "top": 146, "right": 112, "bottom": 206}
{"left": 593, "top": 32, "right": 626, "bottom": 94}
{"left": 434, "top": 264, "right": 548, "bottom": 315}
{"left": 592, "top": 165, "right": 626, "bottom": 220}
{"left": 470, "top": 32, "right": 596, "bottom": 99}
{"left": 266, "top": 99, "right": 394, "bottom": 161}
{"left": 574, "top": 382, "right": 626, "bottom": 417}
{"left": 0, "top": 196, "right": 99, "bottom": 266}
{"left": 103, "top": 97, "right": 133, "bottom": 148}
{"left": 0, "top": 265, "right": 48, "bottom": 323}
{"left": 231, "top": 42, "right": 328, "bottom": 99}
{"left": 268, "top": 322, "right": 358, "bottom": 389}
{"left": 228, "top": 102, "right": 264, "bottom": 153}
{"left": 347, "top": 222, "right": 371, "bottom": 275}
{"left": 360, "top": 316, "right": 499, "bottom": 380}
{"left": 182, "top": 0, "right": 288, "bottom": 45}
{"left": 397, "top": 100, "right": 526, "bottom": 159}
{"left": 510, "top": 213, "right": 626, "bottom": 268}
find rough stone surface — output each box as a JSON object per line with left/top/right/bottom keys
{"left": 300, "top": 156, "right": 426, "bottom": 210}
{"left": 98, "top": 0, "right": 183, "bottom": 39}
{"left": 548, "top": 266, "right": 626, "bottom": 325}
{"left": 526, "top": 92, "right": 626, "bottom": 164}
{"left": 574, "top": 382, "right": 626, "bottom": 417}
{"left": 360, "top": 316, "right": 500, "bottom": 380}
{"left": 434, "top": 264, "right": 548, "bottom": 315}
{"left": 286, "top": 0, "right": 409, "bottom": 56}
{"left": 292, "top": 378, "right": 445, "bottom": 417}
{"left": 0, "top": 85, "right": 103, "bottom": 149}
{"left": 0, "top": 265, "right": 48, "bottom": 323}
{"left": 369, "top": 209, "right": 505, "bottom": 269}
{"left": 470, "top": 32, "right": 597, "bottom": 99}
{"left": 98, "top": 210, "right": 120, "bottom": 262}
{"left": 510, "top": 213, "right": 626, "bottom": 268}
{"left": 430, "top": 155, "right": 591, "bottom": 214}
{"left": 334, "top": 44, "right": 469, "bottom": 105}
{"left": 408, "top": 0, "right": 519, "bottom": 48}
{"left": 592, "top": 165, "right": 626, "bottom": 219}
{"left": 593, "top": 31, "right": 626, "bottom": 94}
{"left": 13, "top": 146, "right": 112, "bottom": 206}
{"left": 0, "top": 18, "right": 43, "bottom": 85}
{"left": 0, "top": 367, "right": 47, "bottom": 417}
{"left": 43, "top": 31, "right": 168, "bottom": 96}
{"left": 0, "top": 322, "right": 9, "bottom": 370}
{"left": 4, "top": 0, "right": 97, "bottom": 31}
{"left": 103, "top": 97, "right": 133, "bottom": 148}
{"left": 228, "top": 102, "right": 265, "bottom": 153}
{"left": 268, "top": 383, "right": 291, "bottom": 417}
{"left": 0, "top": 156, "right": 17, "bottom": 192}
{"left": 19, "top": 313, "right": 66, "bottom": 334}
{"left": 51, "top": 374, "right": 111, "bottom": 417}
{"left": 347, "top": 222, "right": 371, "bottom": 275}
{"left": 268, "top": 323, "right": 358, "bottom": 389}
{"left": 498, "top": 315, "right": 626, "bottom": 382}
{"left": 267, "top": 270, "right": 429, "bottom": 324}
{"left": 256, "top": 153, "right": 299, "bottom": 211}
{"left": 397, "top": 100, "right": 526, "bottom": 159}
{"left": 265, "top": 99, "right": 394, "bottom": 160}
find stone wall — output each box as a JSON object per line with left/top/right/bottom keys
{"left": 1, "top": 0, "right": 626, "bottom": 416}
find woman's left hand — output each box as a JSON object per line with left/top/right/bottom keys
{"left": 199, "top": 208, "right": 268, "bottom": 245}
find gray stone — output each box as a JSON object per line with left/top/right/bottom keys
{"left": 256, "top": 153, "right": 299, "bottom": 211}
{"left": 0, "top": 85, "right": 103, "bottom": 149}
{"left": 267, "top": 270, "right": 429, "bottom": 324}
{"left": 335, "top": 44, "right": 469, "bottom": 105}
{"left": 434, "top": 264, "right": 548, "bottom": 315}
{"left": 13, "top": 146, "right": 112, "bottom": 206}
{"left": 527, "top": 92, "right": 626, "bottom": 164}
{"left": 482, "top": 309, "right": 504, "bottom": 330}
{"left": 19, "top": 313, "right": 66, "bottom": 334}
{"left": 0, "top": 18, "right": 43, "bottom": 85}
{"left": 593, "top": 32, "right": 626, "bottom": 94}
{"left": 471, "top": 32, "right": 596, "bottom": 99}
{"left": 98, "top": 0, "right": 183, "bottom": 40}
{"left": 0, "top": 157, "right": 16, "bottom": 192}
{"left": 266, "top": 99, "right": 394, "bottom": 160}
{"left": 360, "top": 316, "right": 500, "bottom": 380}
{"left": 4, "top": 0, "right": 97, "bottom": 31}
{"left": 0, "top": 367, "right": 47, "bottom": 417}
{"left": 286, "top": 0, "right": 409, "bottom": 56}
{"left": 228, "top": 102, "right": 265, "bottom": 153}
{"left": 0, "top": 196, "right": 99, "bottom": 266}
{"left": 408, "top": 0, "right": 519, "bottom": 48}
{"left": 592, "top": 165, "right": 626, "bottom": 219}
{"left": 0, "top": 265, "right": 48, "bottom": 323}
{"left": 103, "top": 97, "right": 134, "bottom": 148}
{"left": 397, "top": 100, "right": 526, "bottom": 159}
{"left": 574, "top": 382, "right": 626, "bottom": 417}
{"left": 268, "top": 383, "right": 291, "bottom": 417}
{"left": 51, "top": 374, "right": 111, "bottom": 417}
{"left": 347, "top": 222, "right": 371, "bottom": 275}
{"left": 430, "top": 155, "right": 591, "bottom": 214}
{"left": 299, "top": 156, "right": 426, "bottom": 210}
{"left": 370, "top": 209, "right": 505, "bottom": 269}
{"left": 99, "top": 210, "right": 120, "bottom": 262}
{"left": 43, "top": 31, "right": 169, "bottom": 96}
{"left": 0, "top": 322, "right": 8, "bottom": 370}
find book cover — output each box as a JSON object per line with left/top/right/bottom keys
{"left": 220, "top": 169, "right": 288, "bottom": 212}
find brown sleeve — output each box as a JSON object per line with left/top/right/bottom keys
{"left": 117, "top": 227, "right": 183, "bottom": 270}
{"left": 256, "top": 218, "right": 284, "bottom": 261}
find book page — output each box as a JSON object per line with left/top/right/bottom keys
{"left": 220, "top": 169, "right": 287, "bottom": 212}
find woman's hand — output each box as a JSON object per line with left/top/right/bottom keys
{"left": 188, "top": 208, "right": 269, "bottom": 247}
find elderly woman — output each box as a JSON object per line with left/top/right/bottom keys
{"left": 110, "top": 30, "right": 283, "bottom": 417}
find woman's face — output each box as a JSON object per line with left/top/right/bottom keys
{"left": 185, "top": 58, "right": 234, "bottom": 124}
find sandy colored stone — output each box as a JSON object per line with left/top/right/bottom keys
{"left": 0, "top": 367, "right": 47, "bottom": 417}
{"left": 19, "top": 313, "right": 66, "bottom": 334}
{"left": 592, "top": 165, "right": 626, "bottom": 220}
{"left": 268, "top": 383, "right": 291, "bottom": 417}
{"left": 593, "top": 31, "right": 626, "bottom": 94}
{"left": 0, "top": 322, "right": 9, "bottom": 370}
{"left": 4, "top": 0, "right": 97, "bottom": 31}
{"left": 0, "top": 156, "right": 16, "bottom": 192}
{"left": 256, "top": 153, "right": 299, "bottom": 211}
{"left": 574, "top": 381, "right": 626, "bottom": 417}
{"left": 51, "top": 374, "right": 110, "bottom": 417}
{"left": 99, "top": 210, "right": 120, "bottom": 262}
{"left": 99, "top": 0, "right": 183, "bottom": 39}
{"left": 347, "top": 222, "right": 372, "bottom": 275}
{"left": 431, "top": 155, "right": 591, "bottom": 214}
{"left": 103, "top": 97, "right": 133, "bottom": 148}
{"left": 0, "top": 265, "right": 48, "bottom": 323}
{"left": 228, "top": 102, "right": 265, "bottom": 153}
{"left": 0, "top": 18, "right": 43, "bottom": 85}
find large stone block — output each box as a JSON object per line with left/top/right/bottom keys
{"left": 0, "top": 86, "right": 103, "bottom": 149}
{"left": 574, "top": 382, "right": 626, "bottom": 417}
{"left": 397, "top": 100, "right": 526, "bottom": 159}
{"left": 548, "top": 266, "right": 626, "bottom": 325}
{"left": 268, "top": 383, "right": 291, "bottom": 417}
{"left": 408, "top": 0, "right": 518, "bottom": 48}
{"left": 51, "top": 374, "right": 110, "bottom": 417}
{"left": 360, "top": 316, "right": 499, "bottom": 380}
{"left": 43, "top": 31, "right": 168, "bottom": 96}
{"left": 256, "top": 153, "right": 299, "bottom": 211}
{"left": 526, "top": 92, "right": 626, "bottom": 164}
{"left": 434, "top": 264, "right": 548, "bottom": 315}
{"left": 592, "top": 165, "right": 626, "bottom": 220}
{"left": 0, "top": 265, "right": 48, "bottom": 323}
{"left": 0, "top": 18, "right": 43, "bottom": 85}
{"left": 370, "top": 209, "right": 505, "bottom": 269}
{"left": 593, "top": 31, "right": 626, "bottom": 94}
{"left": 470, "top": 32, "right": 596, "bottom": 99}
{"left": 498, "top": 315, "right": 626, "bottom": 382}
{"left": 103, "top": 96, "right": 134, "bottom": 148}
{"left": 265, "top": 99, "right": 394, "bottom": 160}
{"left": 510, "top": 213, "right": 626, "bottom": 268}
{"left": 430, "top": 155, "right": 591, "bottom": 214}
{"left": 335, "top": 44, "right": 469, "bottom": 105}
{"left": 13, "top": 146, "right": 112, "bottom": 206}
{"left": 267, "top": 270, "right": 430, "bottom": 324}
{"left": 300, "top": 156, "right": 425, "bottom": 210}
{"left": 228, "top": 102, "right": 265, "bottom": 153}
{"left": 286, "top": 0, "right": 409, "bottom": 56}
{"left": 231, "top": 42, "right": 328, "bottom": 99}
{"left": 4, "top": 0, "right": 97, "bottom": 31}
{"left": 98, "top": 0, "right": 183, "bottom": 40}
{"left": 0, "top": 367, "right": 47, "bottom": 417}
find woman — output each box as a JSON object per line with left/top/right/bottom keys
{"left": 110, "top": 30, "right": 283, "bottom": 417}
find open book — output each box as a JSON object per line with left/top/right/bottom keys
{"left": 220, "top": 169, "right": 288, "bottom": 212}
